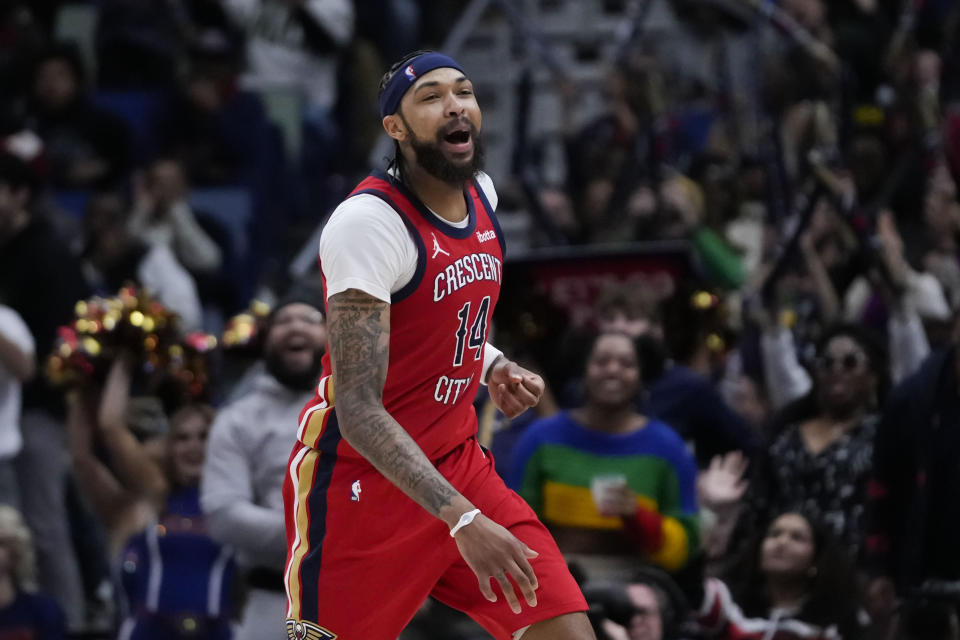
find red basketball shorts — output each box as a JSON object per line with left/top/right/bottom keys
{"left": 283, "top": 431, "right": 587, "bottom": 640}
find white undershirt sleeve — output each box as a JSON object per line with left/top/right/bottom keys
{"left": 319, "top": 194, "right": 417, "bottom": 302}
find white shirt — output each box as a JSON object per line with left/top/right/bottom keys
{"left": 0, "top": 306, "right": 34, "bottom": 458}
{"left": 201, "top": 372, "right": 315, "bottom": 569}
{"left": 128, "top": 201, "right": 223, "bottom": 274}
{"left": 82, "top": 245, "right": 203, "bottom": 331}
{"left": 224, "top": 0, "right": 354, "bottom": 110}
{"left": 319, "top": 171, "right": 502, "bottom": 378}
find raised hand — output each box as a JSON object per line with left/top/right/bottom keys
{"left": 875, "top": 209, "right": 909, "bottom": 290}
{"left": 698, "top": 451, "right": 749, "bottom": 512}
{"left": 452, "top": 513, "right": 540, "bottom": 614}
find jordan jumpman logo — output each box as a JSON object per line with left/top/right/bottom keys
{"left": 431, "top": 233, "right": 450, "bottom": 259}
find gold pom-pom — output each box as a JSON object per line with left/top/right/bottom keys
{"left": 691, "top": 291, "right": 718, "bottom": 310}
{"left": 81, "top": 337, "right": 101, "bottom": 357}
{"left": 706, "top": 333, "right": 725, "bottom": 352}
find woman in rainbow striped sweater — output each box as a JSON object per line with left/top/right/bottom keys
{"left": 507, "top": 331, "right": 699, "bottom": 580}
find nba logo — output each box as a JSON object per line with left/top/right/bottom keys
{"left": 404, "top": 65, "right": 417, "bottom": 81}
{"left": 351, "top": 480, "right": 361, "bottom": 501}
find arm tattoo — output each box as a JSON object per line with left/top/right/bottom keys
{"left": 327, "top": 289, "right": 459, "bottom": 517}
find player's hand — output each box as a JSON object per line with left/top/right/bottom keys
{"left": 452, "top": 513, "right": 540, "bottom": 614}
{"left": 488, "top": 360, "right": 544, "bottom": 418}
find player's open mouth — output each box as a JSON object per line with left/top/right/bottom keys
{"left": 442, "top": 127, "right": 473, "bottom": 154}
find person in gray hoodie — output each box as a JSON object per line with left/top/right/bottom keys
{"left": 201, "top": 291, "right": 325, "bottom": 640}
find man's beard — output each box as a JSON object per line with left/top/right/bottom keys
{"left": 404, "top": 118, "right": 485, "bottom": 185}
{"left": 264, "top": 348, "right": 324, "bottom": 392}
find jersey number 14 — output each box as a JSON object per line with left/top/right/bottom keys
{"left": 453, "top": 296, "right": 490, "bottom": 366}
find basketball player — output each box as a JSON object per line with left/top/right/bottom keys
{"left": 282, "top": 51, "right": 594, "bottom": 640}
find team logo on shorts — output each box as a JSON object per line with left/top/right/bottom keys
{"left": 285, "top": 619, "right": 337, "bottom": 640}
{"left": 405, "top": 64, "right": 417, "bottom": 81}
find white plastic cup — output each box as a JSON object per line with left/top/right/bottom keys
{"left": 590, "top": 473, "right": 628, "bottom": 511}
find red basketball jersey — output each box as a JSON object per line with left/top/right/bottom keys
{"left": 297, "top": 170, "right": 505, "bottom": 461}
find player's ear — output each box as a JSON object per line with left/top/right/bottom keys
{"left": 383, "top": 114, "right": 406, "bottom": 142}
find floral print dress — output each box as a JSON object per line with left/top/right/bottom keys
{"left": 757, "top": 415, "right": 878, "bottom": 554}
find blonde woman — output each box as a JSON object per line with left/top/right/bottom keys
{"left": 0, "top": 505, "right": 65, "bottom": 638}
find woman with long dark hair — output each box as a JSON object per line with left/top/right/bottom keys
{"left": 697, "top": 510, "right": 861, "bottom": 640}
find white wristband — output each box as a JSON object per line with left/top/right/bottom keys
{"left": 480, "top": 343, "right": 504, "bottom": 385}
{"left": 449, "top": 508, "right": 482, "bottom": 537}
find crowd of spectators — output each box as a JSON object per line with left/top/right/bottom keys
{"left": 0, "top": 0, "right": 959, "bottom": 639}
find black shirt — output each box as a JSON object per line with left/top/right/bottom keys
{"left": 0, "top": 216, "right": 88, "bottom": 411}
{"left": 924, "top": 354, "right": 960, "bottom": 580}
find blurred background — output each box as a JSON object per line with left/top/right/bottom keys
{"left": 1, "top": 0, "right": 960, "bottom": 638}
